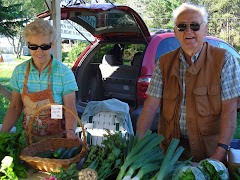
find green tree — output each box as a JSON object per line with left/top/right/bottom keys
{"left": 189, "top": 0, "right": 240, "bottom": 52}
{"left": 0, "top": 0, "right": 47, "bottom": 99}
{"left": 3, "top": 0, "right": 47, "bottom": 18}
{"left": 68, "top": 41, "right": 89, "bottom": 62}
{"left": 140, "top": 0, "right": 240, "bottom": 52}
{"left": 205, "top": 0, "right": 240, "bottom": 51}
{"left": 0, "top": 1, "right": 26, "bottom": 38}
{"left": 1, "top": 0, "right": 47, "bottom": 58}
{"left": 103, "top": 0, "right": 127, "bottom": 4}
{"left": 141, "top": 0, "right": 182, "bottom": 30}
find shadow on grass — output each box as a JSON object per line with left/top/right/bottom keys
{"left": 0, "top": 94, "right": 23, "bottom": 132}
{"left": 0, "top": 78, "right": 10, "bottom": 81}
{"left": 0, "top": 82, "right": 22, "bottom": 132}
{"left": 0, "top": 94, "right": 10, "bottom": 122}
{"left": 0, "top": 80, "right": 11, "bottom": 90}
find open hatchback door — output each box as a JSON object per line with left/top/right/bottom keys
{"left": 38, "top": 3, "right": 152, "bottom": 132}
{"left": 38, "top": 3, "right": 151, "bottom": 42}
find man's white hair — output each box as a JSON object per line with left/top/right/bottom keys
{"left": 172, "top": 2, "right": 208, "bottom": 26}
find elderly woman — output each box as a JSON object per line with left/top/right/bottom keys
{"left": 1, "top": 18, "right": 79, "bottom": 142}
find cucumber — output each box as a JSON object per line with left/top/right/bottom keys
{"left": 54, "top": 147, "right": 67, "bottom": 158}
{"left": 72, "top": 143, "right": 84, "bottom": 157}
{"left": 36, "top": 151, "right": 54, "bottom": 158}
{"left": 63, "top": 147, "right": 78, "bottom": 159}
{"left": 59, "top": 149, "right": 71, "bottom": 159}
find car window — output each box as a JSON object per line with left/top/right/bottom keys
{"left": 74, "top": 9, "right": 140, "bottom": 35}
{"left": 217, "top": 41, "right": 240, "bottom": 61}
{"left": 91, "top": 44, "right": 114, "bottom": 63}
{"left": 91, "top": 43, "right": 145, "bottom": 65}
{"left": 204, "top": 39, "right": 218, "bottom": 46}
{"left": 155, "top": 37, "right": 181, "bottom": 63}
{"left": 122, "top": 44, "right": 145, "bottom": 65}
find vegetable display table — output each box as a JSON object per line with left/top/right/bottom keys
{"left": 19, "top": 169, "right": 49, "bottom": 180}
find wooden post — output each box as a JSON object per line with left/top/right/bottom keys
{"left": 44, "top": 0, "right": 62, "bottom": 62}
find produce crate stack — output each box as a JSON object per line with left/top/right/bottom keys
{"left": 76, "top": 98, "right": 134, "bottom": 146}
{"left": 76, "top": 111, "right": 128, "bottom": 145}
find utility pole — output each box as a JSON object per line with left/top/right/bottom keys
{"left": 44, "top": 0, "right": 62, "bottom": 62}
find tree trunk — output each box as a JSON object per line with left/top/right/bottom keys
{"left": 0, "top": 84, "right": 12, "bottom": 101}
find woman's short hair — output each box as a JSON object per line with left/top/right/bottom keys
{"left": 172, "top": 3, "right": 208, "bottom": 26}
{"left": 23, "top": 18, "right": 56, "bottom": 42}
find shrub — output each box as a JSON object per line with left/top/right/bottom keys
{"left": 62, "top": 51, "right": 68, "bottom": 62}
{"left": 68, "top": 41, "right": 89, "bottom": 62}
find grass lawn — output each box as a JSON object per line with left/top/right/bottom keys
{"left": 0, "top": 55, "right": 240, "bottom": 139}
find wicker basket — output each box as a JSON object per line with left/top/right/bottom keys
{"left": 20, "top": 103, "right": 87, "bottom": 172}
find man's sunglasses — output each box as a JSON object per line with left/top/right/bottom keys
{"left": 176, "top": 23, "right": 202, "bottom": 32}
{"left": 28, "top": 43, "right": 52, "bottom": 50}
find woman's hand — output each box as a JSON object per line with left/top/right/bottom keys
{"left": 63, "top": 92, "right": 80, "bottom": 141}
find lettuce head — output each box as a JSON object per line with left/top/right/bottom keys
{"left": 198, "top": 158, "right": 229, "bottom": 180}
{"left": 172, "top": 165, "right": 208, "bottom": 180}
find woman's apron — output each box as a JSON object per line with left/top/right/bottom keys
{"left": 21, "top": 60, "right": 65, "bottom": 142}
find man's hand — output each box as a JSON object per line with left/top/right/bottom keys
{"left": 210, "top": 147, "right": 227, "bottom": 165}
{"left": 210, "top": 98, "right": 237, "bottom": 165}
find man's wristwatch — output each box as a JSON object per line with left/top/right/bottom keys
{"left": 217, "top": 143, "right": 230, "bottom": 151}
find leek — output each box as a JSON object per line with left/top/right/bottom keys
{"left": 150, "top": 138, "right": 184, "bottom": 180}
{"left": 125, "top": 130, "right": 154, "bottom": 161}
{"left": 122, "top": 147, "right": 164, "bottom": 180}
{"left": 131, "top": 162, "right": 162, "bottom": 180}
{"left": 116, "top": 130, "right": 164, "bottom": 180}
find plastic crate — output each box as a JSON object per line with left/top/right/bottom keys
{"left": 230, "top": 139, "right": 240, "bottom": 149}
{"left": 76, "top": 111, "right": 128, "bottom": 145}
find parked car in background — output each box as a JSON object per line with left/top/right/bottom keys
{"left": 22, "top": 46, "right": 31, "bottom": 56}
{"left": 39, "top": 3, "right": 240, "bottom": 132}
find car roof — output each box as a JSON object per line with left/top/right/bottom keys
{"left": 141, "top": 32, "right": 240, "bottom": 75}
{"left": 152, "top": 32, "right": 226, "bottom": 42}
{"left": 38, "top": 3, "right": 151, "bottom": 41}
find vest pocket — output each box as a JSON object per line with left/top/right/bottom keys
{"left": 199, "top": 116, "right": 220, "bottom": 135}
{"left": 193, "top": 85, "right": 221, "bottom": 117}
{"left": 162, "top": 93, "right": 178, "bottom": 123}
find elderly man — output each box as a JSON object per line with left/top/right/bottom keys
{"left": 137, "top": 2, "right": 240, "bottom": 162}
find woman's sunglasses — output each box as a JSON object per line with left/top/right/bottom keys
{"left": 176, "top": 23, "right": 202, "bottom": 32}
{"left": 28, "top": 43, "right": 52, "bottom": 50}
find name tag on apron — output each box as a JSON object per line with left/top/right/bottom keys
{"left": 51, "top": 105, "right": 63, "bottom": 119}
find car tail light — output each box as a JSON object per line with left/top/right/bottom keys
{"left": 137, "top": 76, "right": 151, "bottom": 105}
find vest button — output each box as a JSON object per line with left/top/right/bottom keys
{"left": 191, "top": 142, "right": 194, "bottom": 145}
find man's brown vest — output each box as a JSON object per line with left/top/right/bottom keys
{"left": 158, "top": 42, "right": 226, "bottom": 161}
